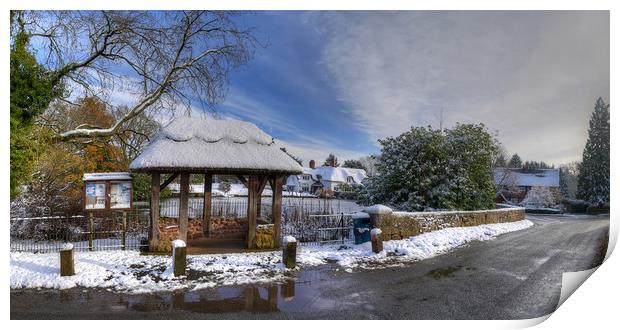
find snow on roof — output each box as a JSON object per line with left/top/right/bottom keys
{"left": 82, "top": 172, "right": 132, "bottom": 181}
{"left": 304, "top": 166, "right": 367, "bottom": 184}
{"left": 493, "top": 168, "right": 560, "bottom": 187}
{"left": 130, "top": 116, "right": 303, "bottom": 174}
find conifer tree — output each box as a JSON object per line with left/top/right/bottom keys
{"left": 508, "top": 154, "right": 522, "bottom": 168}
{"left": 577, "top": 97, "right": 610, "bottom": 204}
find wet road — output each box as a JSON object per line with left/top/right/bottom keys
{"left": 11, "top": 214, "right": 609, "bottom": 320}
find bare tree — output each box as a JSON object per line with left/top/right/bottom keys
{"left": 13, "top": 10, "right": 256, "bottom": 142}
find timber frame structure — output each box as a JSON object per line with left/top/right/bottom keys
{"left": 129, "top": 116, "right": 303, "bottom": 252}
{"left": 147, "top": 171, "right": 287, "bottom": 250}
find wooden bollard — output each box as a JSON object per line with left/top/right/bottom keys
{"left": 172, "top": 240, "right": 187, "bottom": 277}
{"left": 371, "top": 228, "right": 383, "bottom": 253}
{"left": 282, "top": 236, "right": 297, "bottom": 269}
{"left": 60, "top": 243, "right": 75, "bottom": 277}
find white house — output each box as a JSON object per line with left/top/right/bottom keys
{"left": 285, "top": 160, "right": 367, "bottom": 194}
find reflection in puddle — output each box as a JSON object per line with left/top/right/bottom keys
{"left": 29, "top": 264, "right": 340, "bottom": 316}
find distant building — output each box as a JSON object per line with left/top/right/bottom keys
{"left": 494, "top": 167, "right": 560, "bottom": 204}
{"left": 284, "top": 159, "right": 367, "bottom": 194}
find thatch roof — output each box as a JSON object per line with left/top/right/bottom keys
{"left": 129, "top": 116, "right": 303, "bottom": 174}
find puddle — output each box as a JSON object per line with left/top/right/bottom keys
{"left": 14, "top": 264, "right": 342, "bottom": 316}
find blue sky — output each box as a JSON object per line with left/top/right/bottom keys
{"left": 213, "top": 11, "right": 610, "bottom": 167}
{"left": 41, "top": 11, "right": 609, "bottom": 167}
{"left": 214, "top": 12, "right": 376, "bottom": 164}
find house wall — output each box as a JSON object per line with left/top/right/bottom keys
{"left": 367, "top": 207, "right": 525, "bottom": 241}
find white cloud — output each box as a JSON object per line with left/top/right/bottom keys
{"left": 313, "top": 11, "right": 609, "bottom": 165}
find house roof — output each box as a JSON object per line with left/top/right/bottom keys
{"left": 130, "top": 116, "right": 303, "bottom": 174}
{"left": 493, "top": 168, "right": 560, "bottom": 187}
{"left": 304, "top": 166, "right": 367, "bottom": 184}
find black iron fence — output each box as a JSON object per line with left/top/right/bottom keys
{"left": 10, "top": 197, "right": 361, "bottom": 252}
{"left": 10, "top": 209, "right": 150, "bottom": 253}
{"left": 282, "top": 213, "right": 354, "bottom": 245}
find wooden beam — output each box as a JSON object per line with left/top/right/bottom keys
{"left": 256, "top": 175, "right": 268, "bottom": 219}
{"left": 271, "top": 175, "right": 284, "bottom": 248}
{"left": 160, "top": 173, "right": 180, "bottom": 191}
{"left": 236, "top": 175, "right": 248, "bottom": 187}
{"left": 149, "top": 173, "right": 160, "bottom": 252}
{"left": 246, "top": 174, "right": 258, "bottom": 249}
{"left": 179, "top": 173, "right": 190, "bottom": 242}
{"left": 203, "top": 173, "right": 213, "bottom": 236}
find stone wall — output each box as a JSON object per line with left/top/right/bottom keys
{"left": 210, "top": 217, "right": 248, "bottom": 240}
{"left": 255, "top": 224, "right": 275, "bottom": 249}
{"left": 364, "top": 205, "right": 525, "bottom": 241}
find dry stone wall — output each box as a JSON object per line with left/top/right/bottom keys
{"left": 363, "top": 205, "right": 525, "bottom": 241}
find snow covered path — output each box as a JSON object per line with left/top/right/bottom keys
{"left": 10, "top": 220, "right": 533, "bottom": 293}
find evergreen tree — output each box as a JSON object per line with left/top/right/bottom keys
{"left": 10, "top": 19, "right": 62, "bottom": 197}
{"left": 323, "top": 153, "right": 340, "bottom": 167}
{"left": 577, "top": 97, "right": 610, "bottom": 204}
{"left": 342, "top": 159, "right": 366, "bottom": 171}
{"left": 508, "top": 154, "right": 522, "bottom": 168}
{"left": 358, "top": 123, "right": 498, "bottom": 211}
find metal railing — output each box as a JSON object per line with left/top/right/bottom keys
{"left": 282, "top": 213, "right": 354, "bottom": 245}
{"left": 10, "top": 210, "right": 149, "bottom": 253}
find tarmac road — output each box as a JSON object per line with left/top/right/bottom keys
{"left": 10, "top": 214, "right": 610, "bottom": 320}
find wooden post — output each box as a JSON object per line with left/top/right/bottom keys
{"left": 282, "top": 238, "right": 297, "bottom": 269}
{"left": 371, "top": 228, "right": 383, "bottom": 253}
{"left": 149, "top": 173, "right": 161, "bottom": 252}
{"left": 88, "top": 212, "right": 94, "bottom": 251}
{"left": 172, "top": 240, "right": 187, "bottom": 277}
{"left": 246, "top": 175, "right": 258, "bottom": 249}
{"left": 60, "top": 244, "right": 75, "bottom": 276}
{"left": 271, "top": 175, "right": 284, "bottom": 248}
{"left": 121, "top": 211, "right": 127, "bottom": 251}
{"left": 203, "top": 173, "right": 212, "bottom": 236}
{"left": 179, "top": 173, "right": 190, "bottom": 242}
{"left": 256, "top": 176, "right": 268, "bottom": 220}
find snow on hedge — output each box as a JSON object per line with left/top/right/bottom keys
{"left": 11, "top": 220, "right": 533, "bottom": 293}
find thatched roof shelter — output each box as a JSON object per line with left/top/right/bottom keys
{"left": 130, "top": 116, "right": 302, "bottom": 174}
{"left": 130, "top": 116, "right": 302, "bottom": 251}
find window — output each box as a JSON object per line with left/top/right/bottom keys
{"left": 347, "top": 176, "right": 354, "bottom": 183}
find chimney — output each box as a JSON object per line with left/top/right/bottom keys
{"left": 330, "top": 157, "right": 336, "bottom": 167}
{"left": 309, "top": 159, "right": 316, "bottom": 169}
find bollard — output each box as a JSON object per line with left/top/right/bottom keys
{"left": 371, "top": 228, "right": 383, "bottom": 253}
{"left": 60, "top": 243, "right": 75, "bottom": 277}
{"left": 282, "top": 236, "right": 297, "bottom": 269}
{"left": 172, "top": 239, "right": 187, "bottom": 277}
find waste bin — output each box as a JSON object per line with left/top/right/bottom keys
{"left": 353, "top": 214, "right": 371, "bottom": 244}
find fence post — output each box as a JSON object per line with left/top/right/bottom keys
{"left": 282, "top": 236, "right": 297, "bottom": 269}
{"left": 371, "top": 228, "right": 383, "bottom": 253}
{"left": 88, "top": 212, "right": 94, "bottom": 251}
{"left": 172, "top": 240, "right": 187, "bottom": 277}
{"left": 60, "top": 243, "right": 75, "bottom": 276}
{"left": 121, "top": 211, "right": 127, "bottom": 251}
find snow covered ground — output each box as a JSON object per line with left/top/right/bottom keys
{"left": 10, "top": 220, "right": 533, "bottom": 293}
